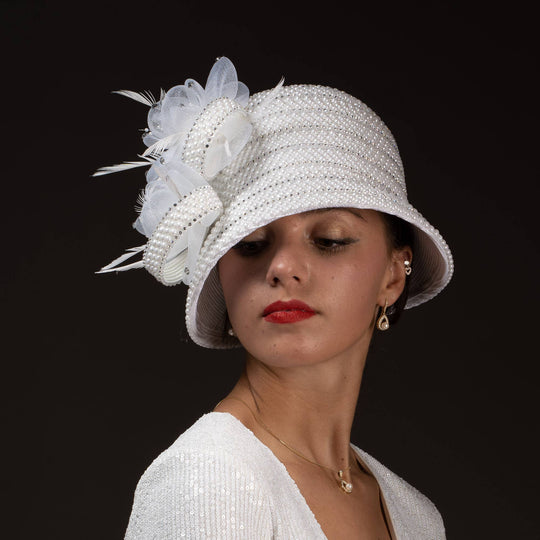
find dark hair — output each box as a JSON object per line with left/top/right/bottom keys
{"left": 380, "top": 213, "right": 415, "bottom": 325}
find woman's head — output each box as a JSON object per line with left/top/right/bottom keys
{"left": 96, "top": 58, "right": 453, "bottom": 348}
{"left": 217, "top": 208, "right": 412, "bottom": 366}
{"left": 186, "top": 83, "right": 452, "bottom": 348}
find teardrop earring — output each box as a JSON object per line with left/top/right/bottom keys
{"left": 376, "top": 300, "right": 390, "bottom": 331}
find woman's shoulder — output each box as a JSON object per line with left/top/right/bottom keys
{"left": 153, "top": 412, "right": 265, "bottom": 469}
{"left": 137, "top": 412, "right": 270, "bottom": 491}
{"left": 353, "top": 445, "right": 446, "bottom": 539}
{"left": 125, "top": 413, "right": 275, "bottom": 539}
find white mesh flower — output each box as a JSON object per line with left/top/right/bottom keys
{"left": 94, "top": 57, "right": 250, "bottom": 285}
{"left": 93, "top": 56, "right": 251, "bottom": 180}
{"left": 143, "top": 57, "right": 250, "bottom": 154}
{"left": 133, "top": 160, "right": 208, "bottom": 239}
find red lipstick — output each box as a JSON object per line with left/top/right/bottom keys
{"left": 263, "top": 300, "right": 316, "bottom": 324}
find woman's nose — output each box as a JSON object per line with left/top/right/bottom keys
{"left": 265, "top": 239, "right": 308, "bottom": 287}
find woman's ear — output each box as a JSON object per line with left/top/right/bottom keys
{"left": 378, "top": 247, "right": 413, "bottom": 307}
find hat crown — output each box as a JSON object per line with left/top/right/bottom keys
{"left": 210, "top": 85, "right": 408, "bottom": 210}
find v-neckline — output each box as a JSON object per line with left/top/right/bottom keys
{"left": 213, "top": 412, "right": 396, "bottom": 539}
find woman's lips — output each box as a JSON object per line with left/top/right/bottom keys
{"left": 263, "top": 300, "right": 316, "bottom": 324}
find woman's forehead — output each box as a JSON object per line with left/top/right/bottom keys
{"left": 303, "top": 207, "right": 370, "bottom": 221}
{"left": 243, "top": 208, "right": 381, "bottom": 235}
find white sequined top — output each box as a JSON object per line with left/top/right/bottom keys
{"left": 124, "top": 413, "right": 445, "bottom": 539}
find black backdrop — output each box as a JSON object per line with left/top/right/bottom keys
{"left": 2, "top": 1, "right": 538, "bottom": 538}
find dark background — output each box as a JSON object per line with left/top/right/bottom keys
{"left": 2, "top": 1, "right": 538, "bottom": 538}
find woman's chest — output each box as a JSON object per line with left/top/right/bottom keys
{"left": 286, "top": 464, "right": 393, "bottom": 540}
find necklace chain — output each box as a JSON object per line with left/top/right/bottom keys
{"left": 216, "top": 396, "right": 354, "bottom": 494}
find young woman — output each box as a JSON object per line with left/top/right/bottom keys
{"left": 96, "top": 57, "right": 453, "bottom": 539}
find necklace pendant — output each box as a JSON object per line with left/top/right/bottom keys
{"left": 338, "top": 470, "right": 353, "bottom": 493}
{"left": 340, "top": 479, "right": 353, "bottom": 493}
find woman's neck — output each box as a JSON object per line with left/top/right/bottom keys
{"left": 218, "top": 347, "right": 367, "bottom": 472}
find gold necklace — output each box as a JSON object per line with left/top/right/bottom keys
{"left": 216, "top": 396, "right": 354, "bottom": 494}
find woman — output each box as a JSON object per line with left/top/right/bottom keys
{"left": 96, "top": 57, "right": 453, "bottom": 539}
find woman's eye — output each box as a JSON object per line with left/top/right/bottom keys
{"left": 314, "top": 237, "right": 356, "bottom": 252}
{"left": 232, "top": 240, "right": 268, "bottom": 256}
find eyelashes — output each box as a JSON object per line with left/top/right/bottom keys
{"left": 232, "top": 237, "right": 358, "bottom": 257}
{"left": 232, "top": 240, "right": 269, "bottom": 257}
{"left": 313, "top": 237, "right": 358, "bottom": 255}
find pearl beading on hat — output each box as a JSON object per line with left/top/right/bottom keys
{"left": 182, "top": 97, "right": 243, "bottom": 176}
{"left": 143, "top": 185, "right": 223, "bottom": 285}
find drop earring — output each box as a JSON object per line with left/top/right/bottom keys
{"left": 376, "top": 300, "right": 390, "bottom": 331}
{"left": 404, "top": 260, "right": 412, "bottom": 275}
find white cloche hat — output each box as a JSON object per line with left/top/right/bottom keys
{"left": 95, "top": 57, "right": 454, "bottom": 348}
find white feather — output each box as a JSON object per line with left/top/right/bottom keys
{"left": 92, "top": 160, "right": 152, "bottom": 177}
{"left": 96, "top": 260, "right": 145, "bottom": 273}
{"left": 251, "top": 77, "right": 285, "bottom": 119}
{"left": 96, "top": 245, "right": 146, "bottom": 273}
{"left": 112, "top": 90, "right": 156, "bottom": 106}
{"left": 142, "top": 132, "right": 185, "bottom": 157}
{"left": 134, "top": 190, "right": 146, "bottom": 213}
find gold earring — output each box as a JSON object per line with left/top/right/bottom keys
{"left": 376, "top": 301, "right": 390, "bottom": 331}
{"left": 404, "top": 260, "right": 412, "bottom": 276}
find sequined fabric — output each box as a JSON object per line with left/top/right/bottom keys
{"left": 125, "top": 413, "right": 445, "bottom": 539}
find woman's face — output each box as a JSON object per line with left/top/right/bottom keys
{"left": 218, "top": 208, "right": 409, "bottom": 368}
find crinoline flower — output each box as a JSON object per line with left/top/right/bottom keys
{"left": 94, "top": 57, "right": 253, "bottom": 285}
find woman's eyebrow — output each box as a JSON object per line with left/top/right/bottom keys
{"left": 305, "top": 208, "right": 367, "bottom": 221}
